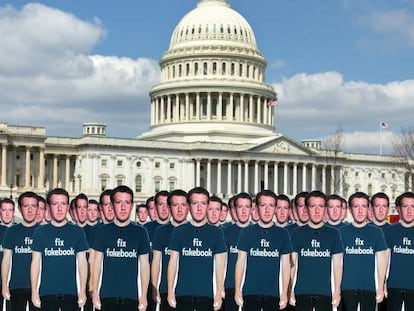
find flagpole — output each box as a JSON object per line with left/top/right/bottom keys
{"left": 379, "top": 120, "right": 383, "bottom": 156}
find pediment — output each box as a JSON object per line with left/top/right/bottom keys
{"left": 247, "top": 135, "right": 316, "bottom": 156}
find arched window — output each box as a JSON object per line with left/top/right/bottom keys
{"left": 135, "top": 175, "right": 142, "bottom": 192}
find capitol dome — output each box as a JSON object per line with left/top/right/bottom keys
{"left": 141, "top": 0, "right": 277, "bottom": 143}
{"left": 169, "top": 0, "right": 257, "bottom": 51}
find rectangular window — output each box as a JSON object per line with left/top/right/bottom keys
{"left": 117, "top": 160, "right": 123, "bottom": 167}
{"left": 155, "top": 180, "right": 161, "bottom": 193}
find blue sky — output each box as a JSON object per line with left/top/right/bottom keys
{"left": 1, "top": 0, "right": 413, "bottom": 154}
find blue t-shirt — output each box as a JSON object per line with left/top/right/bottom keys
{"left": 385, "top": 223, "right": 414, "bottom": 290}
{"left": 0, "top": 225, "right": 8, "bottom": 284}
{"left": 291, "top": 224, "right": 343, "bottom": 296}
{"left": 31, "top": 222, "right": 88, "bottom": 296}
{"left": 93, "top": 222, "right": 151, "bottom": 300}
{"left": 340, "top": 223, "right": 387, "bottom": 291}
{"left": 152, "top": 222, "right": 176, "bottom": 294}
{"left": 285, "top": 223, "right": 298, "bottom": 234}
{"left": 3, "top": 223, "right": 39, "bottom": 290}
{"left": 169, "top": 222, "right": 227, "bottom": 298}
{"left": 144, "top": 220, "right": 162, "bottom": 243}
{"left": 238, "top": 224, "right": 292, "bottom": 296}
{"left": 326, "top": 222, "right": 348, "bottom": 230}
{"left": 223, "top": 223, "right": 244, "bottom": 289}
{"left": 374, "top": 222, "right": 391, "bottom": 234}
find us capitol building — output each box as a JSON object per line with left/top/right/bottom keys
{"left": 0, "top": 0, "right": 412, "bottom": 203}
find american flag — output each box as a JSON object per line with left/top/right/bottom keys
{"left": 267, "top": 98, "right": 278, "bottom": 107}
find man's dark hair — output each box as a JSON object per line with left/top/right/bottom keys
{"left": 228, "top": 196, "right": 236, "bottom": 208}
{"left": 37, "top": 195, "right": 46, "bottom": 205}
{"left": 348, "top": 192, "right": 369, "bottom": 208}
{"left": 234, "top": 192, "right": 252, "bottom": 207}
{"left": 398, "top": 192, "right": 414, "bottom": 206}
{"left": 99, "top": 189, "right": 113, "bottom": 206}
{"left": 88, "top": 199, "right": 99, "bottom": 206}
{"left": 327, "top": 194, "right": 343, "bottom": 204}
{"left": 167, "top": 189, "right": 188, "bottom": 206}
{"left": 155, "top": 190, "right": 169, "bottom": 205}
{"left": 110, "top": 185, "right": 134, "bottom": 203}
{"left": 46, "top": 188, "right": 69, "bottom": 205}
{"left": 75, "top": 193, "right": 88, "bottom": 208}
{"left": 145, "top": 196, "right": 154, "bottom": 209}
{"left": 0, "top": 198, "right": 15, "bottom": 209}
{"left": 294, "top": 192, "right": 309, "bottom": 207}
{"left": 135, "top": 203, "right": 146, "bottom": 213}
{"left": 276, "top": 194, "right": 291, "bottom": 207}
{"left": 188, "top": 187, "right": 209, "bottom": 203}
{"left": 305, "top": 191, "right": 327, "bottom": 207}
{"left": 18, "top": 191, "right": 39, "bottom": 208}
{"left": 209, "top": 195, "right": 223, "bottom": 208}
{"left": 255, "top": 189, "right": 277, "bottom": 205}
{"left": 370, "top": 192, "right": 389, "bottom": 207}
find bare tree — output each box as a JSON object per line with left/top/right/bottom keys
{"left": 392, "top": 127, "right": 414, "bottom": 191}
{"left": 322, "top": 127, "right": 345, "bottom": 195}
{"left": 393, "top": 127, "right": 414, "bottom": 160}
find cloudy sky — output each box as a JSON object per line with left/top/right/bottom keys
{"left": 1, "top": 0, "right": 413, "bottom": 154}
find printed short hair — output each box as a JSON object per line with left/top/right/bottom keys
{"left": 46, "top": 188, "right": 69, "bottom": 205}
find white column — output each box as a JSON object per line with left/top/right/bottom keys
{"left": 302, "top": 163, "right": 307, "bottom": 192}
{"left": 207, "top": 93, "right": 212, "bottom": 120}
{"left": 338, "top": 166, "right": 343, "bottom": 195}
{"left": 218, "top": 92, "right": 223, "bottom": 120}
{"left": 207, "top": 159, "right": 211, "bottom": 193}
{"left": 311, "top": 164, "right": 316, "bottom": 190}
{"left": 249, "top": 95, "right": 253, "bottom": 122}
{"left": 254, "top": 161, "right": 259, "bottom": 194}
{"left": 237, "top": 161, "right": 242, "bottom": 193}
{"left": 150, "top": 99, "right": 154, "bottom": 125}
{"left": 292, "top": 162, "right": 297, "bottom": 195}
{"left": 256, "top": 96, "right": 261, "bottom": 123}
{"left": 240, "top": 94, "right": 244, "bottom": 122}
{"left": 1, "top": 144, "right": 7, "bottom": 186}
{"left": 244, "top": 161, "right": 249, "bottom": 192}
{"left": 196, "top": 93, "right": 201, "bottom": 120}
{"left": 153, "top": 99, "right": 157, "bottom": 125}
{"left": 283, "top": 162, "right": 288, "bottom": 195}
{"left": 330, "top": 166, "right": 335, "bottom": 194}
{"left": 229, "top": 93, "right": 234, "bottom": 121}
{"left": 25, "top": 147, "right": 31, "bottom": 188}
{"left": 175, "top": 94, "right": 180, "bottom": 122}
{"left": 65, "top": 155, "right": 70, "bottom": 190}
{"left": 263, "top": 97, "right": 267, "bottom": 125}
{"left": 160, "top": 97, "right": 165, "bottom": 124}
{"left": 196, "top": 159, "right": 201, "bottom": 186}
{"left": 217, "top": 160, "right": 222, "bottom": 196}
{"left": 38, "top": 148, "right": 45, "bottom": 189}
{"left": 264, "top": 161, "right": 269, "bottom": 189}
{"left": 227, "top": 160, "right": 232, "bottom": 197}
{"left": 321, "top": 165, "right": 326, "bottom": 193}
{"left": 273, "top": 162, "right": 279, "bottom": 194}
{"left": 53, "top": 155, "right": 58, "bottom": 188}
{"left": 269, "top": 104, "right": 273, "bottom": 126}
{"left": 185, "top": 93, "right": 190, "bottom": 121}
{"left": 167, "top": 95, "right": 171, "bottom": 122}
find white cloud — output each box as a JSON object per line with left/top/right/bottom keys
{"left": 0, "top": 3, "right": 160, "bottom": 137}
{"left": 270, "top": 59, "right": 286, "bottom": 69}
{"left": 273, "top": 72, "right": 414, "bottom": 153}
{"left": 357, "top": 9, "right": 414, "bottom": 47}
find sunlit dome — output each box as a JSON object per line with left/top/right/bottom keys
{"left": 169, "top": 0, "right": 257, "bottom": 51}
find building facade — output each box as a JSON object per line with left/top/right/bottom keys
{"left": 0, "top": 0, "right": 413, "bottom": 204}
